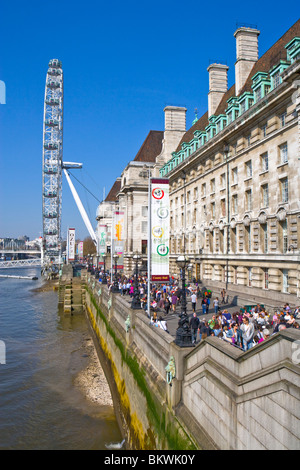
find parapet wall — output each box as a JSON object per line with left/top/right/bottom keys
{"left": 83, "top": 273, "right": 300, "bottom": 450}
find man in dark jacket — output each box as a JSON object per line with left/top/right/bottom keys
{"left": 189, "top": 312, "right": 200, "bottom": 344}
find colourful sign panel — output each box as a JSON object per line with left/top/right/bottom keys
{"left": 98, "top": 224, "right": 107, "bottom": 265}
{"left": 151, "top": 178, "right": 169, "bottom": 282}
{"left": 68, "top": 228, "right": 75, "bottom": 262}
{"left": 113, "top": 211, "right": 124, "bottom": 270}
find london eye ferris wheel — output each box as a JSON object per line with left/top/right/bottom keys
{"left": 42, "top": 59, "right": 63, "bottom": 268}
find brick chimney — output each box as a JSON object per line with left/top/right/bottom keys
{"left": 234, "top": 26, "right": 260, "bottom": 96}
{"left": 207, "top": 63, "right": 229, "bottom": 117}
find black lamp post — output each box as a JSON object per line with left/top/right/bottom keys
{"left": 131, "top": 253, "right": 141, "bottom": 309}
{"left": 175, "top": 255, "right": 193, "bottom": 347}
{"left": 102, "top": 253, "right": 107, "bottom": 284}
{"left": 111, "top": 254, "right": 119, "bottom": 293}
{"left": 95, "top": 254, "right": 100, "bottom": 278}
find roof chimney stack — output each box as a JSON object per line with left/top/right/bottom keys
{"left": 207, "top": 63, "right": 229, "bottom": 117}
{"left": 234, "top": 26, "right": 260, "bottom": 96}
{"left": 156, "top": 106, "right": 187, "bottom": 167}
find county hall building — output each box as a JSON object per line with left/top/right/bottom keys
{"left": 97, "top": 19, "right": 300, "bottom": 308}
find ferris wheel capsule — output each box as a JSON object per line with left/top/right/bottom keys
{"left": 48, "top": 59, "right": 62, "bottom": 69}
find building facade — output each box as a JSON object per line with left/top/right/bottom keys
{"left": 159, "top": 21, "right": 300, "bottom": 305}
{"left": 96, "top": 107, "right": 187, "bottom": 274}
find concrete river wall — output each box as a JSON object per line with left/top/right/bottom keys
{"left": 81, "top": 272, "right": 300, "bottom": 450}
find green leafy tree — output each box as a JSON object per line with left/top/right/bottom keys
{"left": 83, "top": 236, "right": 97, "bottom": 257}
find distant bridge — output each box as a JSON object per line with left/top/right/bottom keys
{"left": 0, "top": 250, "right": 41, "bottom": 255}
{"left": 0, "top": 258, "right": 41, "bottom": 269}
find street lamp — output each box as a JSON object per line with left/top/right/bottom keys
{"left": 131, "top": 253, "right": 141, "bottom": 309}
{"left": 101, "top": 253, "right": 108, "bottom": 284}
{"left": 111, "top": 253, "right": 119, "bottom": 293}
{"left": 175, "top": 255, "right": 193, "bottom": 347}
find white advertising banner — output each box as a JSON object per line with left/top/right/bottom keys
{"left": 150, "top": 178, "right": 169, "bottom": 282}
{"left": 78, "top": 241, "right": 83, "bottom": 259}
{"left": 113, "top": 211, "right": 124, "bottom": 269}
{"left": 68, "top": 228, "right": 75, "bottom": 262}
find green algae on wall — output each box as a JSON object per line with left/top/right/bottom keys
{"left": 85, "top": 287, "right": 197, "bottom": 450}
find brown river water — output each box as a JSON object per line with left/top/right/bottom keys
{"left": 0, "top": 267, "right": 123, "bottom": 450}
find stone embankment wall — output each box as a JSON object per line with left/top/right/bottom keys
{"left": 83, "top": 273, "right": 300, "bottom": 450}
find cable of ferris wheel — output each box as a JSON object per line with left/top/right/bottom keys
{"left": 66, "top": 170, "right": 102, "bottom": 203}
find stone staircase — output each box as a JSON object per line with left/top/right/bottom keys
{"left": 58, "top": 265, "right": 86, "bottom": 314}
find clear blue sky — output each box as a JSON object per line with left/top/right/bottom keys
{"left": 0, "top": 1, "right": 298, "bottom": 240}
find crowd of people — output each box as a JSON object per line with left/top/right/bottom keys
{"left": 188, "top": 303, "right": 300, "bottom": 351}
{"left": 95, "top": 268, "right": 300, "bottom": 351}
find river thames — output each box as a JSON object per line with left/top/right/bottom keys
{"left": 0, "top": 267, "right": 122, "bottom": 450}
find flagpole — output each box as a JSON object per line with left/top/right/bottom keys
{"left": 147, "top": 173, "right": 151, "bottom": 318}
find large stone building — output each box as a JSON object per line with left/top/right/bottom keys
{"left": 97, "top": 20, "right": 300, "bottom": 306}
{"left": 96, "top": 106, "right": 187, "bottom": 273}
{"left": 159, "top": 20, "right": 300, "bottom": 306}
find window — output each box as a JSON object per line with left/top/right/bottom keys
{"left": 202, "top": 183, "right": 206, "bottom": 197}
{"left": 247, "top": 135, "right": 251, "bottom": 147}
{"left": 210, "top": 178, "right": 215, "bottom": 194}
{"left": 246, "top": 189, "right": 253, "bottom": 211}
{"left": 281, "top": 177, "right": 288, "bottom": 203}
{"left": 246, "top": 225, "right": 251, "bottom": 252}
{"left": 262, "top": 184, "right": 269, "bottom": 207}
{"left": 262, "top": 224, "right": 268, "bottom": 253}
{"left": 187, "top": 191, "right": 191, "bottom": 203}
{"left": 221, "top": 198, "right": 226, "bottom": 217}
{"left": 211, "top": 202, "right": 216, "bottom": 218}
{"left": 245, "top": 160, "right": 252, "bottom": 178}
{"left": 282, "top": 269, "right": 289, "bottom": 293}
{"left": 280, "top": 112, "right": 287, "bottom": 127}
{"left": 263, "top": 268, "right": 269, "bottom": 289}
{"left": 262, "top": 124, "right": 267, "bottom": 137}
{"left": 281, "top": 220, "right": 288, "bottom": 253}
{"left": 220, "top": 173, "right": 226, "bottom": 188}
{"left": 248, "top": 267, "right": 252, "bottom": 287}
{"left": 231, "top": 227, "right": 237, "bottom": 253}
{"left": 194, "top": 187, "right": 198, "bottom": 200}
{"left": 141, "top": 240, "right": 147, "bottom": 255}
{"left": 142, "top": 221, "right": 148, "bottom": 233}
{"left": 261, "top": 152, "right": 268, "bottom": 172}
{"left": 142, "top": 206, "right": 148, "bottom": 217}
{"left": 273, "top": 71, "right": 281, "bottom": 88}
{"left": 233, "top": 266, "right": 238, "bottom": 284}
{"left": 279, "top": 143, "right": 288, "bottom": 164}
{"left": 255, "top": 87, "right": 261, "bottom": 102}
{"left": 232, "top": 194, "right": 238, "bottom": 215}
{"left": 232, "top": 167, "right": 238, "bottom": 185}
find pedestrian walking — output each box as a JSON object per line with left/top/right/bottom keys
{"left": 189, "top": 312, "right": 200, "bottom": 344}
{"left": 213, "top": 297, "right": 219, "bottom": 314}
{"left": 191, "top": 292, "right": 197, "bottom": 312}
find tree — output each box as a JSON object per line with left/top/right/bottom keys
{"left": 83, "top": 236, "right": 97, "bottom": 257}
